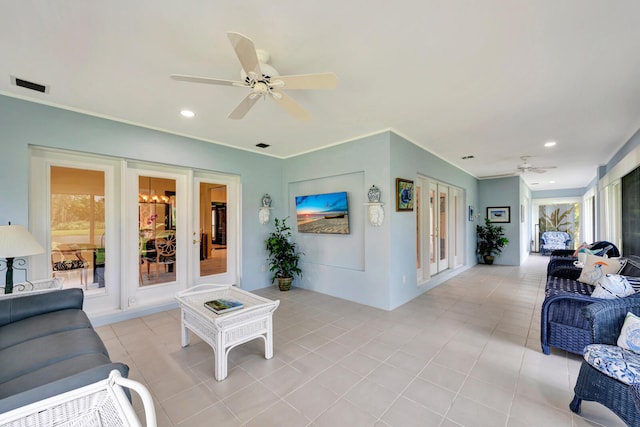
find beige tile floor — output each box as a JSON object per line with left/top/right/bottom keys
{"left": 96, "top": 255, "right": 627, "bottom": 426}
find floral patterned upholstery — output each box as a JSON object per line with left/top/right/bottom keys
{"left": 540, "top": 231, "right": 572, "bottom": 255}
{"left": 584, "top": 344, "right": 640, "bottom": 385}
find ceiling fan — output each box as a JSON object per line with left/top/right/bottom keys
{"left": 170, "top": 32, "right": 338, "bottom": 121}
{"left": 480, "top": 156, "right": 557, "bottom": 179}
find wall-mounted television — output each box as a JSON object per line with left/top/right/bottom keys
{"left": 295, "top": 191, "right": 349, "bottom": 234}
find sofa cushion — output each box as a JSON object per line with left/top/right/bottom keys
{"left": 0, "top": 288, "right": 83, "bottom": 327}
{"left": 0, "top": 309, "right": 92, "bottom": 351}
{"left": 577, "top": 253, "right": 626, "bottom": 285}
{"left": 0, "top": 328, "right": 109, "bottom": 384}
{"left": 584, "top": 344, "right": 640, "bottom": 385}
{"left": 545, "top": 276, "right": 593, "bottom": 297}
{"left": 621, "top": 255, "right": 640, "bottom": 277}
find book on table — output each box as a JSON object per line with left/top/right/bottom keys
{"left": 204, "top": 298, "right": 244, "bottom": 314}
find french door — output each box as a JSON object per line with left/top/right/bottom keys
{"left": 31, "top": 148, "right": 240, "bottom": 317}
{"left": 30, "top": 148, "right": 122, "bottom": 315}
{"left": 417, "top": 176, "right": 464, "bottom": 284}
{"left": 192, "top": 171, "right": 239, "bottom": 286}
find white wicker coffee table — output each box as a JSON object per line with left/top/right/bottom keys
{"left": 175, "top": 284, "right": 279, "bottom": 381}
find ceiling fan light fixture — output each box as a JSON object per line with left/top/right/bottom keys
{"left": 240, "top": 62, "right": 279, "bottom": 82}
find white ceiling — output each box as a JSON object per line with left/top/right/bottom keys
{"left": 2, "top": 1, "right": 640, "bottom": 191}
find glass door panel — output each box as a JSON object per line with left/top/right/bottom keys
{"left": 50, "top": 166, "right": 105, "bottom": 291}
{"left": 138, "top": 176, "right": 177, "bottom": 286}
{"left": 429, "top": 183, "right": 438, "bottom": 275}
{"left": 192, "top": 172, "right": 238, "bottom": 286}
{"left": 438, "top": 185, "right": 449, "bottom": 270}
{"left": 199, "top": 182, "right": 227, "bottom": 278}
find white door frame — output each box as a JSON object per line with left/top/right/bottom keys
{"left": 29, "top": 148, "right": 122, "bottom": 316}
{"left": 191, "top": 170, "right": 240, "bottom": 287}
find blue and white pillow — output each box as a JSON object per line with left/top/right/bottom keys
{"left": 617, "top": 312, "right": 640, "bottom": 353}
{"left": 591, "top": 274, "right": 634, "bottom": 299}
{"left": 625, "top": 276, "right": 640, "bottom": 293}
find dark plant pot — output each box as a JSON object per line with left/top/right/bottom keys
{"left": 483, "top": 255, "right": 495, "bottom": 265}
{"left": 278, "top": 277, "right": 293, "bottom": 291}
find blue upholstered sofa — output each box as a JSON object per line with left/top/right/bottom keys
{"left": 540, "top": 231, "right": 572, "bottom": 255}
{"left": 0, "top": 288, "right": 128, "bottom": 412}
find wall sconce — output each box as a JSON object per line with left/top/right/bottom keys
{"left": 365, "top": 185, "right": 384, "bottom": 227}
{"left": 468, "top": 205, "right": 481, "bottom": 222}
{"left": 259, "top": 193, "right": 272, "bottom": 225}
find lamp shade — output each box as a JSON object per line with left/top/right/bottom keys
{"left": 0, "top": 224, "right": 44, "bottom": 258}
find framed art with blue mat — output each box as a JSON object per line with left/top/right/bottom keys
{"left": 396, "top": 178, "right": 414, "bottom": 212}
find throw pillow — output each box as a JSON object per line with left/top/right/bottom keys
{"left": 577, "top": 253, "right": 627, "bottom": 285}
{"left": 591, "top": 274, "right": 634, "bottom": 299}
{"left": 621, "top": 255, "right": 640, "bottom": 277}
{"left": 626, "top": 276, "right": 640, "bottom": 293}
{"left": 618, "top": 312, "right": 640, "bottom": 353}
{"left": 573, "top": 242, "right": 591, "bottom": 257}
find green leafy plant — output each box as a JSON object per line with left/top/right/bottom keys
{"left": 539, "top": 206, "right": 575, "bottom": 233}
{"left": 476, "top": 218, "right": 510, "bottom": 258}
{"left": 265, "top": 217, "right": 303, "bottom": 282}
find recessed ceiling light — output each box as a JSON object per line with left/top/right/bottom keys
{"left": 544, "top": 141, "right": 556, "bottom": 147}
{"left": 180, "top": 110, "right": 195, "bottom": 118}
{"left": 549, "top": 180, "right": 556, "bottom": 184}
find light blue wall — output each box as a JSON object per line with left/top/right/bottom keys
{"left": 478, "top": 176, "right": 520, "bottom": 265}
{"left": 0, "top": 95, "right": 282, "bottom": 291}
{"left": 388, "top": 133, "right": 479, "bottom": 307}
{"left": 283, "top": 131, "right": 480, "bottom": 310}
{"left": 607, "top": 128, "right": 640, "bottom": 173}
{"left": 531, "top": 188, "right": 586, "bottom": 199}
{"left": 282, "top": 132, "right": 392, "bottom": 308}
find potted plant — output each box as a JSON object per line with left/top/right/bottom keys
{"left": 476, "top": 218, "right": 509, "bottom": 265}
{"left": 265, "top": 217, "right": 303, "bottom": 291}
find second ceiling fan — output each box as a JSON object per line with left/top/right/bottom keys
{"left": 481, "top": 156, "right": 557, "bottom": 179}
{"left": 170, "top": 32, "right": 338, "bottom": 121}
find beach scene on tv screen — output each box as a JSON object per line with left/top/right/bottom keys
{"left": 295, "top": 192, "right": 349, "bottom": 234}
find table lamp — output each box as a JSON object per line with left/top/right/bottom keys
{"left": 0, "top": 222, "right": 44, "bottom": 294}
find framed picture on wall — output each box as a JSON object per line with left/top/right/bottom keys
{"left": 396, "top": 178, "right": 414, "bottom": 211}
{"left": 487, "top": 206, "right": 510, "bottom": 223}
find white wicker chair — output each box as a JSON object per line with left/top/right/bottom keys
{"left": 0, "top": 370, "right": 156, "bottom": 427}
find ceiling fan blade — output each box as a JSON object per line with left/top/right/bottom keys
{"left": 227, "top": 32, "right": 262, "bottom": 78}
{"left": 270, "top": 90, "right": 311, "bottom": 121}
{"left": 170, "top": 74, "right": 243, "bottom": 87}
{"left": 272, "top": 73, "right": 338, "bottom": 90}
{"left": 529, "top": 166, "right": 557, "bottom": 174}
{"left": 228, "top": 93, "right": 260, "bottom": 120}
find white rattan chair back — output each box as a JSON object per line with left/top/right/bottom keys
{"left": 0, "top": 370, "right": 156, "bottom": 427}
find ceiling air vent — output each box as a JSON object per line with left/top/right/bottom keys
{"left": 10, "top": 76, "right": 49, "bottom": 94}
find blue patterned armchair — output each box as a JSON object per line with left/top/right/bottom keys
{"left": 540, "top": 231, "right": 572, "bottom": 255}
